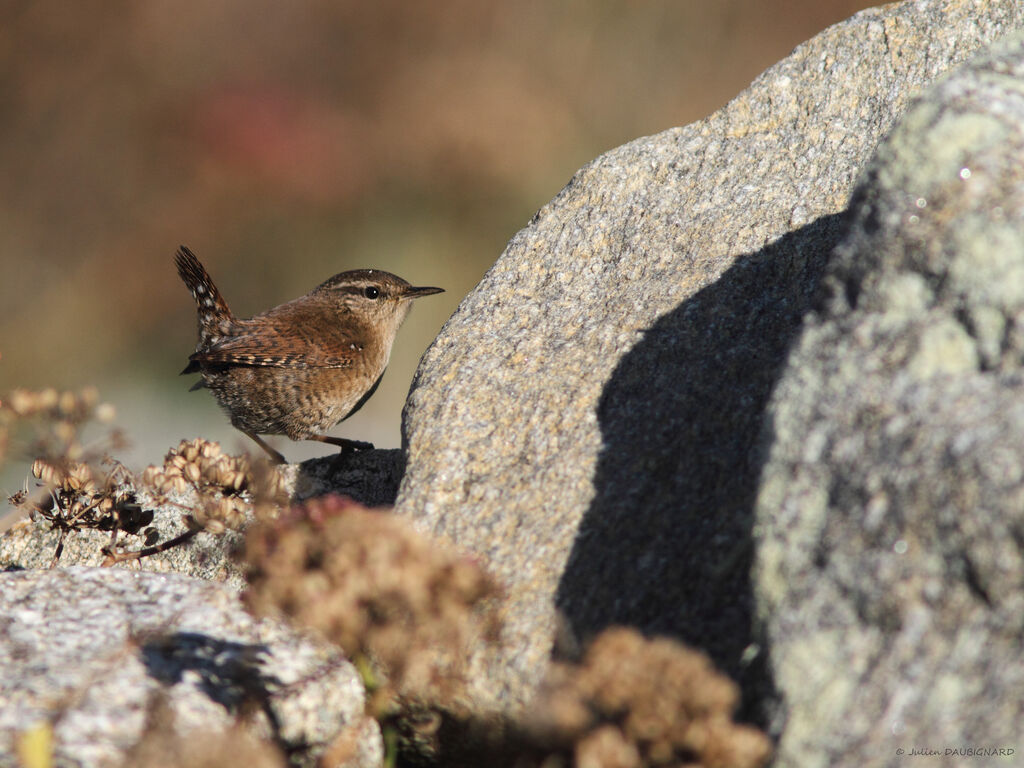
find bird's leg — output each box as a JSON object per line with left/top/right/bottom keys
{"left": 242, "top": 430, "right": 286, "bottom": 464}
{"left": 308, "top": 434, "right": 374, "bottom": 453}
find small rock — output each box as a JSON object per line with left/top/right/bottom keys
{"left": 0, "top": 568, "right": 381, "bottom": 768}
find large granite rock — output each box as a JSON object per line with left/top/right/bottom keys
{"left": 0, "top": 568, "right": 382, "bottom": 768}
{"left": 754, "top": 32, "right": 1024, "bottom": 768}
{"left": 396, "top": 0, "right": 1024, "bottom": 719}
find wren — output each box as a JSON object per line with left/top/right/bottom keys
{"left": 174, "top": 245, "right": 443, "bottom": 464}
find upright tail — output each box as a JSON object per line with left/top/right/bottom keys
{"left": 174, "top": 246, "right": 234, "bottom": 349}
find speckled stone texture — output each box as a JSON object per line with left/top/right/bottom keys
{"left": 0, "top": 450, "right": 401, "bottom": 584}
{"left": 291, "top": 449, "right": 404, "bottom": 506}
{"left": 754, "top": 32, "right": 1024, "bottom": 768}
{"left": 0, "top": 568, "right": 382, "bottom": 768}
{"left": 395, "top": 0, "right": 1024, "bottom": 720}
{"left": 0, "top": 486, "right": 250, "bottom": 588}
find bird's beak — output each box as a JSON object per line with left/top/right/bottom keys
{"left": 403, "top": 285, "right": 445, "bottom": 299}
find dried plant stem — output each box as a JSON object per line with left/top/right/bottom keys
{"left": 49, "top": 529, "right": 66, "bottom": 568}
{"left": 100, "top": 521, "right": 201, "bottom": 566}
{"left": 67, "top": 495, "right": 105, "bottom": 527}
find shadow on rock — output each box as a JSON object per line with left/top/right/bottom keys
{"left": 141, "top": 632, "right": 278, "bottom": 714}
{"left": 554, "top": 212, "right": 845, "bottom": 723}
{"left": 292, "top": 448, "right": 406, "bottom": 506}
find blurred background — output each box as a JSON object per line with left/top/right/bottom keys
{"left": 0, "top": 0, "right": 876, "bottom": 476}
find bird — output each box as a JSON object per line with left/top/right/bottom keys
{"left": 174, "top": 245, "right": 443, "bottom": 463}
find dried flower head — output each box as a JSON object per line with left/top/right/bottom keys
{"left": 0, "top": 386, "right": 177, "bottom": 565}
{"left": 17, "top": 450, "right": 145, "bottom": 565}
{"left": 1, "top": 386, "right": 119, "bottom": 465}
{"left": 139, "top": 438, "right": 287, "bottom": 532}
{"left": 242, "top": 494, "right": 501, "bottom": 708}
{"left": 527, "top": 627, "right": 772, "bottom": 768}
{"left": 120, "top": 710, "right": 285, "bottom": 768}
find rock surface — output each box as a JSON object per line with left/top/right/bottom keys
{"left": 0, "top": 567, "right": 381, "bottom": 768}
{"left": 754, "top": 32, "right": 1024, "bottom": 768}
{"left": 396, "top": 0, "right": 1024, "bottom": 718}
{"left": 290, "top": 449, "right": 404, "bottom": 506}
{"left": 0, "top": 488, "right": 249, "bottom": 588}
{"left": 5, "top": 4, "right": 1023, "bottom": 766}
{"left": 0, "top": 449, "right": 401, "bottom": 584}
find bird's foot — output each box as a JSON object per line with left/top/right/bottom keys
{"left": 243, "top": 430, "right": 287, "bottom": 464}
{"left": 309, "top": 434, "right": 374, "bottom": 454}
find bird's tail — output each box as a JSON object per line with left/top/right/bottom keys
{"left": 174, "top": 246, "right": 234, "bottom": 347}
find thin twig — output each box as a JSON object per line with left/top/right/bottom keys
{"left": 49, "top": 528, "right": 66, "bottom": 568}
{"left": 67, "top": 495, "right": 104, "bottom": 527}
{"left": 100, "top": 525, "right": 201, "bottom": 567}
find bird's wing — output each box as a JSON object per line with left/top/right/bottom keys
{"left": 187, "top": 326, "right": 360, "bottom": 369}
{"left": 189, "top": 349, "right": 355, "bottom": 368}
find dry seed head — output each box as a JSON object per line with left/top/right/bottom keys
{"left": 7, "top": 390, "right": 35, "bottom": 415}
{"left": 123, "top": 718, "right": 286, "bottom": 768}
{"left": 39, "top": 388, "right": 59, "bottom": 410}
{"left": 80, "top": 386, "right": 99, "bottom": 408}
{"left": 206, "top": 453, "right": 225, "bottom": 471}
{"left": 57, "top": 391, "right": 78, "bottom": 416}
{"left": 205, "top": 518, "right": 227, "bottom": 535}
{"left": 224, "top": 495, "right": 247, "bottom": 521}
{"left": 192, "top": 494, "right": 247, "bottom": 533}
{"left": 6, "top": 388, "right": 56, "bottom": 416}
{"left": 575, "top": 725, "right": 642, "bottom": 768}
{"left": 242, "top": 495, "right": 501, "bottom": 704}
{"left": 32, "top": 459, "right": 64, "bottom": 485}
{"left": 205, "top": 463, "right": 226, "bottom": 486}
{"left": 216, "top": 495, "right": 235, "bottom": 517}
{"left": 527, "top": 627, "right": 772, "bottom": 768}
{"left": 66, "top": 462, "right": 94, "bottom": 488}
{"left": 52, "top": 421, "right": 76, "bottom": 446}
{"left": 183, "top": 462, "right": 201, "bottom": 484}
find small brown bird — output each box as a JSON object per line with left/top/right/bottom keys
{"left": 175, "top": 246, "right": 443, "bottom": 463}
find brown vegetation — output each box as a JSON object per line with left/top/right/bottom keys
{"left": 242, "top": 494, "right": 501, "bottom": 715}
{"left": 140, "top": 437, "right": 287, "bottom": 533}
{"left": 3, "top": 391, "right": 770, "bottom": 766}
{"left": 522, "top": 628, "right": 771, "bottom": 768}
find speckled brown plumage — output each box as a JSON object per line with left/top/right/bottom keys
{"left": 175, "top": 246, "right": 443, "bottom": 463}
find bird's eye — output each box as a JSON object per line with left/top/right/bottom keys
{"left": 364, "top": 286, "right": 380, "bottom": 299}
